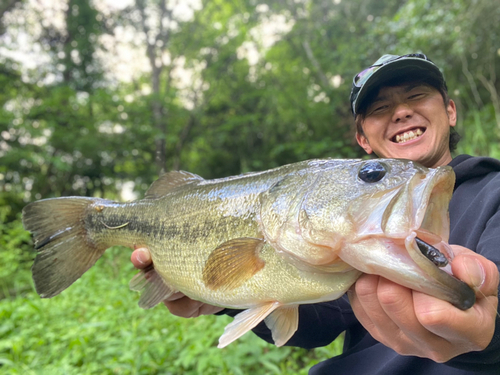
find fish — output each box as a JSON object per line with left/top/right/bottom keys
{"left": 22, "top": 158, "right": 476, "bottom": 348}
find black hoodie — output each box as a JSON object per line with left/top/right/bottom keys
{"left": 248, "top": 155, "right": 500, "bottom": 374}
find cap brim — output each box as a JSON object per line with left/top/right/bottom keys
{"left": 354, "top": 58, "right": 445, "bottom": 115}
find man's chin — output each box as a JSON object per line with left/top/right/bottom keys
{"left": 374, "top": 146, "right": 429, "bottom": 165}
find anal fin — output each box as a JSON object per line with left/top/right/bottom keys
{"left": 264, "top": 305, "right": 299, "bottom": 347}
{"left": 129, "top": 266, "right": 176, "bottom": 309}
{"left": 218, "top": 302, "right": 280, "bottom": 348}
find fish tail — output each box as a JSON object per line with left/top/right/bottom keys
{"left": 22, "top": 197, "right": 109, "bottom": 298}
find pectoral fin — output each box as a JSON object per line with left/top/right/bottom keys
{"left": 129, "top": 266, "right": 176, "bottom": 309}
{"left": 264, "top": 305, "right": 299, "bottom": 347}
{"left": 218, "top": 302, "right": 281, "bottom": 348}
{"left": 202, "top": 238, "right": 265, "bottom": 291}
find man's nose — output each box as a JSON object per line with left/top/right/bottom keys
{"left": 392, "top": 103, "right": 413, "bottom": 122}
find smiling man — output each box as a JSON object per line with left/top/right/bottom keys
{"left": 352, "top": 54, "right": 458, "bottom": 169}
{"left": 329, "top": 53, "right": 500, "bottom": 374}
{"left": 131, "top": 53, "right": 500, "bottom": 374}
{"left": 356, "top": 84, "right": 456, "bottom": 167}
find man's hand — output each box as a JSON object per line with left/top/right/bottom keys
{"left": 130, "top": 247, "right": 224, "bottom": 317}
{"left": 348, "top": 245, "right": 499, "bottom": 362}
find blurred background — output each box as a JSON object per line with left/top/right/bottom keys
{"left": 1, "top": 0, "right": 499, "bottom": 373}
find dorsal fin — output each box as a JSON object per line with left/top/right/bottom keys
{"left": 145, "top": 170, "right": 204, "bottom": 199}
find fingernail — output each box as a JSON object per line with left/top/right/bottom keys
{"left": 463, "top": 256, "right": 485, "bottom": 288}
{"left": 136, "top": 248, "right": 151, "bottom": 265}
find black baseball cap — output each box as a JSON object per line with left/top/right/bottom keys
{"left": 350, "top": 53, "right": 447, "bottom": 117}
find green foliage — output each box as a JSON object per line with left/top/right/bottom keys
{"left": 0, "top": 208, "right": 34, "bottom": 299}
{"left": 0, "top": 247, "right": 343, "bottom": 374}
{"left": 373, "top": 0, "right": 500, "bottom": 157}
{"left": 1, "top": 0, "right": 500, "bottom": 373}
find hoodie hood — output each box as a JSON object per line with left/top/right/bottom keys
{"left": 449, "top": 154, "right": 500, "bottom": 188}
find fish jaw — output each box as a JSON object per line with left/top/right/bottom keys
{"left": 340, "top": 165, "right": 475, "bottom": 309}
{"left": 339, "top": 237, "right": 433, "bottom": 291}
{"left": 338, "top": 234, "right": 475, "bottom": 310}
{"left": 404, "top": 232, "right": 475, "bottom": 310}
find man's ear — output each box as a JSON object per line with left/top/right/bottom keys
{"left": 356, "top": 132, "right": 373, "bottom": 154}
{"left": 447, "top": 99, "right": 457, "bottom": 127}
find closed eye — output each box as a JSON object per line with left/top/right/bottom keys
{"left": 370, "top": 104, "right": 389, "bottom": 114}
{"left": 408, "top": 93, "right": 425, "bottom": 100}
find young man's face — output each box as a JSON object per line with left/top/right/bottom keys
{"left": 355, "top": 84, "right": 457, "bottom": 168}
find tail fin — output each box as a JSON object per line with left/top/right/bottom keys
{"left": 22, "top": 197, "right": 107, "bottom": 298}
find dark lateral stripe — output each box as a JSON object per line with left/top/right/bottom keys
{"left": 89, "top": 211, "right": 248, "bottom": 243}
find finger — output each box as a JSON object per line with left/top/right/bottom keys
{"left": 376, "top": 277, "right": 426, "bottom": 337}
{"left": 164, "top": 294, "right": 223, "bottom": 316}
{"left": 413, "top": 290, "right": 496, "bottom": 353}
{"left": 164, "top": 291, "right": 186, "bottom": 302}
{"left": 411, "top": 251, "right": 498, "bottom": 350}
{"left": 373, "top": 277, "right": 449, "bottom": 351}
{"left": 353, "top": 275, "right": 447, "bottom": 356}
{"left": 198, "top": 304, "right": 224, "bottom": 315}
{"left": 347, "top": 289, "right": 375, "bottom": 332}
{"left": 413, "top": 290, "right": 470, "bottom": 340}
{"left": 164, "top": 296, "right": 206, "bottom": 318}
{"left": 412, "top": 250, "right": 499, "bottom": 348}
{"left": 412, "top": 289, "right": 463, "bottom": 337}
{"left": 350, "top": 274, "right": 398, "bottom": 338}
{"left": 130, "top": 247, "right": 152, "bottom": 269}
{"left": 452, "top": 252, "right": 499, "bottom": 297}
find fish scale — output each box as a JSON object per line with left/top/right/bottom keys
{"left": 22, "top": 158, "right": 475, "bottom": 348}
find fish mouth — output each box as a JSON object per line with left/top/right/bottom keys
{"left": 390, "top": 167, "right": 475, "bottom": 310}
{"left": 340, "top": 233, "right": 476, "bottom": 311}
{"left": 404, "top": 233, "right": 475, "bottom": 310}
{"left": 391, "top": 127, "right": 426, "bottom": 144}
{"left": 343, "top": 165, "right": 476, "bottom": 310}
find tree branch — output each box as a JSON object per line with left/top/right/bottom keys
{"left": 302, "top": 39, "right": 331, "bottom": 90}
{"left": 460, "top": 53, "right": 483, "bottom": 109}
{"left": 477, "top": 72, "right": 500, "bottom": 129}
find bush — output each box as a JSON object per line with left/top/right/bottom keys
{"left": 0, "top": 207, "right": 35, "bottom": 299}
{"left": 0, "top": 244, "right": 343, "bottom": 374}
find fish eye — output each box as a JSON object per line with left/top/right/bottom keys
{"left": 358, "top": 161, "right": 387, "bottom": 183}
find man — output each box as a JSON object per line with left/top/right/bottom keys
{"left": 131, "top": 54, "right": 500, "bottom": 373}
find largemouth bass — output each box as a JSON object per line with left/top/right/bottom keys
{"left": 22, "top": 159, "right": 475, "bottom": 348}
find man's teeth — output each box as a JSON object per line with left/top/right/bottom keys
{"left": 395, "top": 129, "right": 423, "bottom": 143}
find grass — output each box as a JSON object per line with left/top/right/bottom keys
{"left": 0, "top": 246, "right": 343, "bottom": 375}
